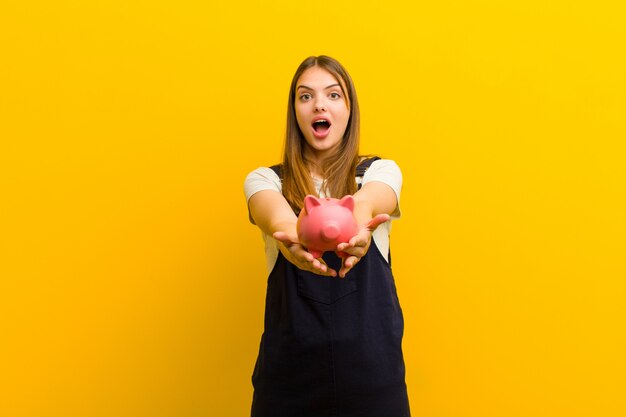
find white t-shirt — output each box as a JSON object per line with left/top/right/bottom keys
{"left": 244, "top": 159, "right": 403, "bottom": 273}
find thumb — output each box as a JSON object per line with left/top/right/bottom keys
{"left": 273, "top": 231, "right": 298, "bottom": 245}
{"left": 364, "top": 214, "right": 391, "bottom": 232}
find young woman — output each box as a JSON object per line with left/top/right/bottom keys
{"left": 244, "top": 56, "right": 410, "bottom": 416}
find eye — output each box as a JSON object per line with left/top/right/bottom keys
{"left": 299, "top": 93, "right": 312, "bottom": 101}
{"left": 329, "top": 92, "right": 342, "bottom": 99}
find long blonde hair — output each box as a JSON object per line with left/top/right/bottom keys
{"left": 281, "top": 56, "right": 361, "bottom": 213}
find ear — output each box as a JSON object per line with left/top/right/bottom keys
{"left": 304, "top": 195, "right": 321, "bottom": 214}
{"left": 339, "top": 195, "right": 355, "bottom": 212}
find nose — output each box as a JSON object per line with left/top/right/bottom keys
{"left": 314, "top": 98, "right": 327, "bottom": 112}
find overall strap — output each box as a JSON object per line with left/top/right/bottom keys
{"left": 356, "top": 156, "right": 380, "bottom": 177}
{"left": 269, "top": 164, "right": 282, "bottom": 179}
{"left": 356, "top": 156, "right": 381, "bottom": 189}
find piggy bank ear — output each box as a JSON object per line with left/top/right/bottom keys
{"left": 304, "top": 195, "right": 322, "bottom": 214}
{"left": 339, "top": 195, "right": 355, "bottom": 212}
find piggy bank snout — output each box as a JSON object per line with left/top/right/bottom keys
{"left": 297, "top": 195, "right": 358, "bottom": 257}
{"left": 321, "top": 223, "right": 340, "bottom": 241}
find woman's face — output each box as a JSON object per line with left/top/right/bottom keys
{"left": 294, "top": 66, "right": 350, "bottom": 161}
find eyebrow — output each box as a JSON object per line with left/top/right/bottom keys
{"left": 296, "top": 83, "right": 341, "bottom": 91}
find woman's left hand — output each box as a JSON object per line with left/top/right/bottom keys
{"left": 335, "top": 213, "right": 390, "bottom": 278}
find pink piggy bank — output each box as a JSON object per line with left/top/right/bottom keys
{"left": 297, "top": 195, "right": 359, "bottom": 259}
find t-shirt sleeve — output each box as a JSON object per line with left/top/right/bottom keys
{"left": 361, "top": 159, "right": 403, "bottom": 218}
{"left": 244, "top": 167, "right": 282, "bottom": 224}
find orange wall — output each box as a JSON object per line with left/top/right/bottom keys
{"left": 1, "top": 1, "right": 625, "bottom": 416}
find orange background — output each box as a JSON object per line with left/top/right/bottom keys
{"left": 1, "top": 1, "right": 625, "bottom": 416}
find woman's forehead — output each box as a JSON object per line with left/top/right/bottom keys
{"left": 297, "top": 66, "right": 344, "bottom": 89}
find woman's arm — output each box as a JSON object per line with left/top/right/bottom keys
{"left": 335, "top": 181, "right": 397, "bottom": 277}
{"left": 353, "top": 181, "right": 399, "bottom": 223}
{"left": 248, "top": 190, "right": 337, "bottom": 277}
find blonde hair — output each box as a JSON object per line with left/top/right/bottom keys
{"left": 281, "top": 56, "right": 361, "bottom": 213}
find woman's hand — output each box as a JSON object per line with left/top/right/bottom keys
{"left": 335, "top": 214, "right": 390, "bottom": 278}
{"left": 273, "top": 231, "right": 337, "bottom": 277}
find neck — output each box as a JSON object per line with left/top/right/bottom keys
{"left": 303, "top": 151, "right": 329, "bottom": 178}
{"left": 306, "top": 159, "right": 324, "bottom": 178}
{"left": 303, "top": 146, "right": 341, "bottom": 178}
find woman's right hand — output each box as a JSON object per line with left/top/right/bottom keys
{"left": 273, "top": 231, "right": 337, "bottom": 277}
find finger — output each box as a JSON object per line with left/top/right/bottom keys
{"left": 323, "top": 267, "right": 337, "bottom": 277}
{"left": 336, "top": 241, "right": 353, "bottom": 252}
{"left": 317, "top": 257, "right": 336, "bottom": 276}
{"left": 310, "top": 263, "right": 337, "bottom": 277}
{"left": 316, "top": 257, "right": 331, "bottom": 269}
{"left": 339, "top": 255, "right": 359, "bottom": 278}
{"left": 300, "top": 250, "right": 315, "bottom": 262}
{"left": 311, "top": 258, "right": 327, "bottom": 273}
{"left": 341, "top": 246, "right": 366, "bottom": 258}
{"left": 303, "top": 256, "right": 337, "bottom": 277}
{"left": 273, "top": 231, "right": 297, "bottom": 245}
{"left": 365, "top": 214, "right": 391, "bottom": 231}
{"left": 318, "top": 258, "right": 338, "bottom": 277}
{"left": 348, "top": 233, "right": 367, "bottom": 248}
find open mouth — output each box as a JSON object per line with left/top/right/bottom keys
{"left": 312, "top": 119, "right": 331, "bottom": 137}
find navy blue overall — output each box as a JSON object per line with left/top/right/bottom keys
{"left": 251, "top": 158, "right": 410, "bottom": 417}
